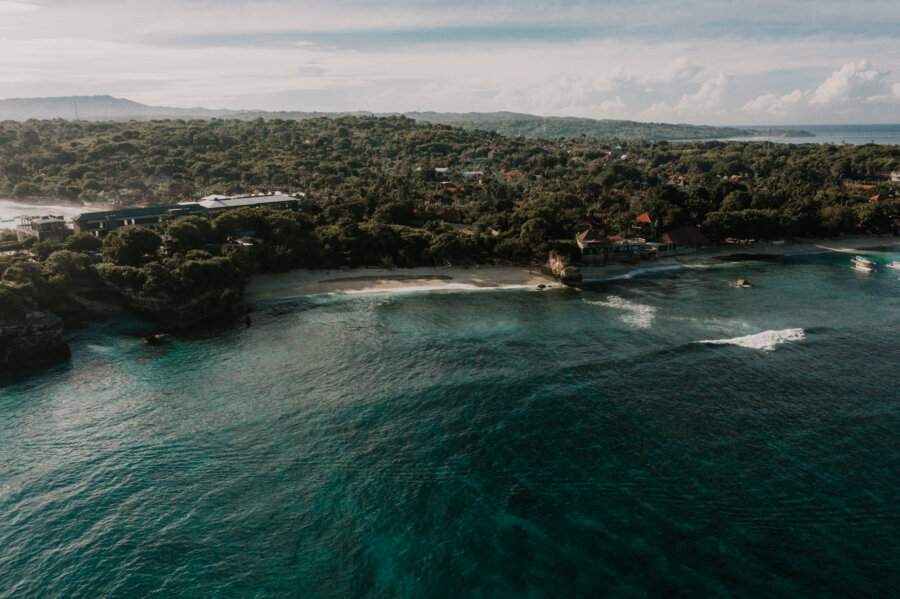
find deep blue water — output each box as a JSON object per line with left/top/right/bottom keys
{"left": 2, "top": 251, "right": 899, "bottom": 597}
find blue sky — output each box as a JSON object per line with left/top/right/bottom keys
{"left": 1, "top": 0, "right": 899, "bottom": 125}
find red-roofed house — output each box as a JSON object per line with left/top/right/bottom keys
{"left": 630, "top": 212, "right": 658, "bottom": 235}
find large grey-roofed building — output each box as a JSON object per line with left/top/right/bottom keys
{"left": 181, "top": 192, "right": 302, "bottom": 217}
{"left": 73, "top": 204, "right": 206, "bottom": 237}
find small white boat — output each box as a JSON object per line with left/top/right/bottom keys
{"left": 886, "top": 261, "right": 900, "bottom": 270}
{"left": 852, "top": 261, "right": 875, "bottom": 273}
{"left": 852, "top": 255, "right": 876, "bottom": 266}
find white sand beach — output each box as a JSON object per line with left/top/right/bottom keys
{"left": 245, "top": 265, "right": 561, "bottom": 300}
{"left": 245, "top": 235, "right": 900, "bottom": 300}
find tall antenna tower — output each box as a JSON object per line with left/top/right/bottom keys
{"left": 73, "top": 99, "right": 79, "bottom": 120}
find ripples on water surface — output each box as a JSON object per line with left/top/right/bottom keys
{"left": 1, "top": 252, "right": 899, "bottom": 597}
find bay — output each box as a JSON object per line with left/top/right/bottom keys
{"left": 1, "top": 251, "right": 899, "bottom": 597}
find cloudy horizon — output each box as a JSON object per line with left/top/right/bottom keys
{"left": 1, "top": 0, "right": 899, "bottom": 126}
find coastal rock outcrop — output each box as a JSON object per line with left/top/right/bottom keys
{"left": 99, "top": 286, "right": 244, "bottom": 330}
{"left": 0, "top": 312, "right": 71, "bottom": 368}
{"left": 542, "top": 255, "right": 582, "bottom": 287}
{"left": 128, "top": 288, "right": 243, "bottom": 329}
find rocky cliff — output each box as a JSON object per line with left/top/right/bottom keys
{"left": 0, "top": 312, "right": 70, "bottom": 368}
{"left": 542, "top": 255, "right": 582, "bottom": 287}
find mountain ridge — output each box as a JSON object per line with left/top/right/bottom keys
{"left": 0, "top": 95, "right": 808, "bottom": 140}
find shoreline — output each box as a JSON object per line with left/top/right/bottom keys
{"left": 582, "top": 235, "right": 900, "bottom": 281}
{"left": 245, "top": 265, "right": 562, "bottom": 300}
{"left": 245, "top": 235, "right": 900, "bottom": 300}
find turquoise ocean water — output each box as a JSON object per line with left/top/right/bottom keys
{"left": 2, "top": 250, "right": 899, "bottom": 597}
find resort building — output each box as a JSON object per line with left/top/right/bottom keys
{"left": 185, "top": 192, "right": 302, "bottom": 218}
{"left": 16, "top": 215, "right": 71, "bottom": 242}
{"left": 74, "top": 192, "right": 303, "bottom": 238}
{"left": 651, "top": 226, "right": 709, "bottom": 255}
{"left": 614, "top": 237, "right": 650, "bottom": 257}
{"left": 73, "top": 204, "right": 207, "bottom": 238}
{"left": 575, "top": 223, "right": 708, "bottom": 263}
{"left": 575, "top": 229, "right": 616, "bottom": 264}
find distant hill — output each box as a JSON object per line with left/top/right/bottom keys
{"left": 0, "top": 95, "right": 230, "bottom": 121}
{"left": 403, "top": 111, "right": 753, "bottom": 140}
{"left": 0, "top": 95, "right": 807, "bottom": 140}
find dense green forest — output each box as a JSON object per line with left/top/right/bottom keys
{"left": 1, "top": 116, "right": 897, "bottom": 242}
{"left": 1, "top": 115, "right": 898, "bottom": 329}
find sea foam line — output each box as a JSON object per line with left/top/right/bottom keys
{"left": 696, "top": 328, "right": 805, "bottom": 351}
{"left": 584, "top": 263, "right": 715, "bottom": 283}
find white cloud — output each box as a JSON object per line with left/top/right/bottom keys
{"left": 742, "top": 89, "right": 808, "bottom": 115}
{"left": 0, "top": 0, "right": 38, "bottom": 12}
{"left": 647, "top": 72, "right": 731, "bottom": 119}
{"left": 811, "top": 60, "right": 890, "bottom": 104}
{"left": 741, "top": 61, "right": 900, "bottom": 123}
{"left": 0, "top": 3, "right": 898, "bottom": 124}
{"left": 679, "top": 72, "right": 730, "bottom": 111}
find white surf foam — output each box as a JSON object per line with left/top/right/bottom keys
{"left": 597, "top": 264, "right": 686, "bottom": 282}
{"left": 696, "top": 328, "right": 805, "bottom": 351}
{"left": 584, "top": 263, "right": 720, "bottom": 283}
{"left": 335, "top": 282, "right": 562, "bottom": 296}
{"left": 586, "top": 295, "right": 657, "bottom": 329}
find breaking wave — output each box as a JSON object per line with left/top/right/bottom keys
{"left": 696, "top": 328, "right": 805, "bottom": 351}
{"left": 586, "top": 296, "right": 657, "bottom": 329}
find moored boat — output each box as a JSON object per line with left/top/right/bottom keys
{"left": 886, "top": 261, "right": 900, "bottom": 270}
{"left": 852, "top": 255, "right": 876, "bottom": 266}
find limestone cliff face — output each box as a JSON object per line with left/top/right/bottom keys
{"left": 122, "top": 288, "right": 243, "bottom": 329}
{"left": 542, "top": 255, "right": 582, "bottom": 287}
{"left": 0, "top": 312, "right": 70, "bottom": 368}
